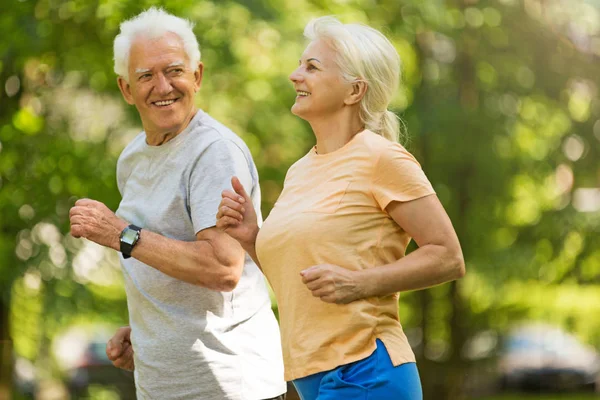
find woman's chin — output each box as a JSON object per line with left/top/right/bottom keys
{"left": 291, "top": 104, "right": 308, "bottom": 119}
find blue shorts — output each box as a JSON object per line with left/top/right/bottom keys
{"left": 292, "top": 339, "right": 422, "bottom": 400}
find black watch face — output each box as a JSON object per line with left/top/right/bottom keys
{"left": 121, "top": 228, "right": 139, "bottom": 244}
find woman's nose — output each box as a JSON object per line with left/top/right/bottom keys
{"left": 289, "top": 67, "right": 304, "bottom": 83}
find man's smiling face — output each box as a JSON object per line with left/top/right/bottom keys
{"left": 118, "top": 32, "right": 203, "bottom": 141}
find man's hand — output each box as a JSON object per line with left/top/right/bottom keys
{"left": 69, "top": 199, "right": 128, "bottom": 250}
{"left": 300, "top": 264, "right": 365, "bottom": 304}
{"left": 106, "top": 326, "right": 135, "bottom": 371}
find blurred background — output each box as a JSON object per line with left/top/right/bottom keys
{"left": 1, "top": 0, "right": 599, "bottom": 399}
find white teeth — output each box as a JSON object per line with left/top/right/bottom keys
{"left": 297, "top": 91, "right": 310, "bottom": 96}
{"left": 155, "top": 100, "right": 175, "bottom": 106}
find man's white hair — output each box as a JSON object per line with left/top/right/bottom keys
{"left": 113, "top": 7, "right": 201, "bottom": 82}
{"left": 304, "top": 16, "right": 402, "bottom": 142}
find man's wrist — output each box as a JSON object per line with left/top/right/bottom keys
{"left": 114, "top": 221, "right": 130, "bottom": 251}
{"left": 119, "top": 224, "right": 142, "bottom": 259}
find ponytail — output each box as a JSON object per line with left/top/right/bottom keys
{"left": 364, "top": 110, "right": 406, "bottom": 144}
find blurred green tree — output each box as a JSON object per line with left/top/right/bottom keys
{"left": 1, "top": 0, "right": 599, "bottom": 399}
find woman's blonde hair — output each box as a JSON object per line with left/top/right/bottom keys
{"left": 304, "top": 16, "right": 404, "bottom": 142}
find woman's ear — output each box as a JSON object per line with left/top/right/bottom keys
{"left": 344, "top": 80, "right": 367, "bottom": 105}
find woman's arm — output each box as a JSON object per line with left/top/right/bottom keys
{"left": 301, "top": 194, "right": 465, "bottom": 303}
{"left": 216, "top": 176, "right": 262, "bottom": 269}
{"left": 361, "top": 194, "right": 465, "bottom": 296}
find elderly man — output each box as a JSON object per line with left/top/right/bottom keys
{"left": 69, "top": 8, "right": 286, "bottom": 400}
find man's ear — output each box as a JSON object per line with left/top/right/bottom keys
{"left": 194, "top": 62, "right": 204, "bottom": 92}
{"left": 344, "top": 80, "right": 367, "bottom": 106}
{"left": 117, "top": 76, "right": 135, "bottom": 105}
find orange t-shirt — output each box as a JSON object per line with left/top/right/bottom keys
{"left": 255, "top": 130, "right": 435, "bottom": 381}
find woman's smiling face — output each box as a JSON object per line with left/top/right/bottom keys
{"left": 288, "top": 39, "right": 353, "bottom": 121}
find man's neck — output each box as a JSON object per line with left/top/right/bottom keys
{"left": 145, "top": 108, "right": 198, "bottom": 146}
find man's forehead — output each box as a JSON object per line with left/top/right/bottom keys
{"left": 128, "top": 33, "right": 188, "bottom": 68}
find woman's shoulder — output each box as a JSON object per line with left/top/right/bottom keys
{"left": 356, "top": 130, "right": 414, "bottom": 161}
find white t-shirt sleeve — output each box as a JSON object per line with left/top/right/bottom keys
{"left": 188, "top": 139, "right": 253, "bottom": 234}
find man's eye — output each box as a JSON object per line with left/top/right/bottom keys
{"left": 138, "top": 74, "right": 151, "bottom": 80}
{"left": 169, "top": 68, "right": 184, "bottom": 75}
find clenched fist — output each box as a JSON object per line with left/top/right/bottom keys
{"left": 69, "top": 198, "right": 128, "bottom": 250}
{"left": 300, "top": 264, "right": 366, "bottom": 304}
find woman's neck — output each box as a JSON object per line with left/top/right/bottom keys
{"left": 309, "top": 112, "right": 364, "bottom": 155}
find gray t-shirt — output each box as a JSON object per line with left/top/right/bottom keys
{"left": 115, "top": 110, "right": 285, "bottom": 400}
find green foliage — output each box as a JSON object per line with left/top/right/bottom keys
{"left": 475, "top": 394, "right": 600, "bottom": 400}
{"left": 1, "top": 0, "right": 599, "bottom": 398}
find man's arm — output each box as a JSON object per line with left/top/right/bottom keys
{"left": 69, "top": 199, "right": 245, "bottom": 291}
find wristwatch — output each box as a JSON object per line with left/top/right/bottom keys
{"left": 119, "top": 224, "right": 142, "bottom": 259}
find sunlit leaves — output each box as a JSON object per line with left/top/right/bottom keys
{"left": 12, "top": 108, "right": 44, "bottom": 135}
{"left": 11, "top": 275, "right": 44, "bottom": 361}
{"left": 1, "top": 1, "right": 599, "bottom": 397}
{"left": 580, "top": 250, "right": 600, "bottom": 281}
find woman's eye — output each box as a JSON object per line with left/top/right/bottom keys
{"left": 307, "top": 64, "right": 317, "bottom": 71}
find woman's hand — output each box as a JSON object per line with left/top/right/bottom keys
{"left": 300, "top": 264, "right": 365, "bottom": 304}
{"left": 216, "top": 176, "right": 259, "bottom": 249}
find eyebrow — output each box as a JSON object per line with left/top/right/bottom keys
{"left": 299, "top": 57, "right": 323, "bottom": 65}
{"left": 134, "top": 61, "right": 185, "bottom": 75}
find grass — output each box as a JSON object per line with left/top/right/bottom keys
{"left": 474, "top": 393, "right": 599, "bottom": 400}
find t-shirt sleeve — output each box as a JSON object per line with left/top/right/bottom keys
{"left": 372, "top": 144, "right": 435, "bottom": 210}
{"left": 189, "top": 139, "right": 253, "bottom": 234}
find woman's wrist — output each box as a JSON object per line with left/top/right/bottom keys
{"left": 355, "top": 268, "right": 377, "bottom": 299}
{"left": 240, "top": 224, "right": 259, "bottom": 253}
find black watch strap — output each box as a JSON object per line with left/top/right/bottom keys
{"left": 119, "top": 224, "right": 142, "bottom": 259}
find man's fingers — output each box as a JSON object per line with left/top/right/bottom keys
{"left": 114, "top": 343, "right": 135, "bottom": 371}
{"left": 107, "top": 326, "right": 132, "bottom": 360}
{"left": 106, "top": 339, "right": 123, "bottom": 360}
{"left": 69, "top": 215, "right": 83, "bottom": 225}
{"left": 114, "top": 326, "right": 132, "bottom": 342}
{"left": 74, "top": 198, "right": 93, "bottom": 207}
{"left": 70, "top": 224, "right": 84, "bottom": 239}
{"left": 69, "top": 206, "right": 91, "bottom": 219}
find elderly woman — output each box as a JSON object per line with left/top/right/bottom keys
{"left": 217, "top": 16, "right": 465, "bottom": 400}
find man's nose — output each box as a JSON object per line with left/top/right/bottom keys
{"left": 155, "top": 73, "right": 173, "bottom": 95}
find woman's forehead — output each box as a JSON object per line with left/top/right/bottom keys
{"left": 301, "top": 39, "right": 335, "bottom": 62}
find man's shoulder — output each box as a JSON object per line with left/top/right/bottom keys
{"left": 117, "top": 131, "right": 146, "bottom": 163}
{"left": 192, "top": 111, "right": 251, "bottom": 152}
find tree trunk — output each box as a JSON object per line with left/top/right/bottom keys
{"left": 0, "top": 293, "right": 12, "bottom": 400}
